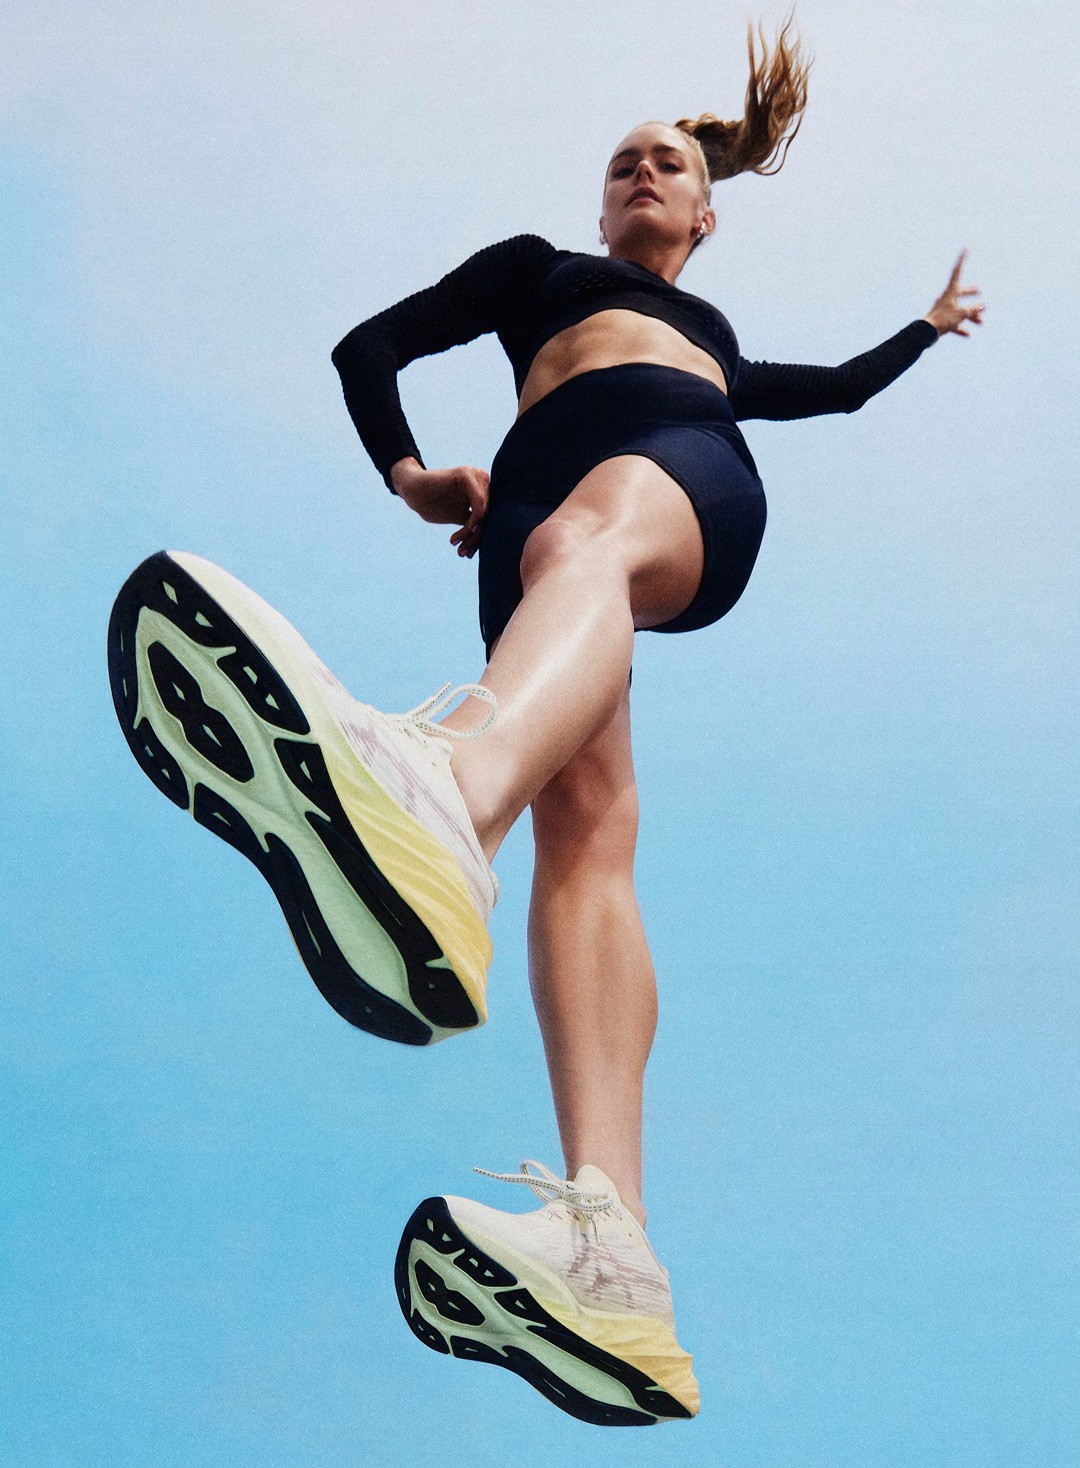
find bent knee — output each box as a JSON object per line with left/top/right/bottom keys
{"left": 519, "top": 511, "right": 621, "bottom": 590}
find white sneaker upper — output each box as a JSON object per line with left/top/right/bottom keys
{"left": 312, "top": 668, "right": 500, "bottom": 924}
{"left": 445, "top": 1160, "right": 677, "bottom": 1332}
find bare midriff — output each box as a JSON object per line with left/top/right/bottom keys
{"left": 515, "top": 308, "right": 729, "bottom": 420}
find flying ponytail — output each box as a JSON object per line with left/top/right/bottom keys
{"left": 674, "top": 7, "right": 813, "bottom": 190}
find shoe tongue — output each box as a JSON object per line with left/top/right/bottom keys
{"left": 572, "top": 1164, "right": 620, "bottom": 1202}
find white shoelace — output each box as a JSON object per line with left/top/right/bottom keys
{"left": 385, "top": 682, "right": 499, "bottom": 742}
{"left": 473, "top": 1159, "right": 617, "bottom": 1217}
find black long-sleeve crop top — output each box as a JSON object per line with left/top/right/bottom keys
{"left": 331, "top": 233, "right": 939, "bottom": 493}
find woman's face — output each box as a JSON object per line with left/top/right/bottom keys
{"left": 601, "top": 122, "right": 713, "bottom": 261}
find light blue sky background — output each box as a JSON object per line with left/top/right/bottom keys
{"left": 2, "top": 1, "right": 1077, "bottom": 1463}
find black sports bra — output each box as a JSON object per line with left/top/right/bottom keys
{"left": 519, "top": 244, "right": 741, "bottom": 397}
{"left": 331, "top": 233, "right": 938, "bottom": 491}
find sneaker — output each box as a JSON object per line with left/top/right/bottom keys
{"left": 108, "top": 549, "right": 499, "bottom": 1046}
{"left": 395, "top": 1159, "right": 700, "bottom": 1425}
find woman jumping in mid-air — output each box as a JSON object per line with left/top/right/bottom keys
{"left": 108, "top": 7, "right": 983, "bottom": 1427}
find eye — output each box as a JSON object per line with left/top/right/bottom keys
{"left": 612, "top": 160, "right": 682, "bottom": 177}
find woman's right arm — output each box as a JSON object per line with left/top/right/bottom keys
{"left": 331, "top": 234, "right": 557, "bottom": 496}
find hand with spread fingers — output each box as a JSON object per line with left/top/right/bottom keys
{"left": 923, "top": 248, "right": 986, "bottom": 339}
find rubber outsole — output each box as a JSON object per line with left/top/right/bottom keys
{"left": 107, "top": 550, "right": 482, "bottom": 1046}
{"left": 394, "top": 1196, "right": 695, "bottom": 1426}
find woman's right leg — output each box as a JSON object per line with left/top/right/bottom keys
{"left": 396, "top": 643, "right": 701, "bottom": 1422}
{"left": 440, "top": 453, "right": 705, "bottom": 861}
{"left": 526, "top": 671, "right": 657, "bottom": 1229}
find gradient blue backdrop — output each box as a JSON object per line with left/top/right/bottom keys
{"left": 2, "top": 2, "right": 1077, "bottom": 1463}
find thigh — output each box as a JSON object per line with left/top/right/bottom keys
{"left": 477, "top": 499, "right": 553, "bottom": 661}
{"left": 517, "top": 453, "right": 706, "bottom": 631}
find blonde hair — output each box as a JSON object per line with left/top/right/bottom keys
{"left": 671, "top": 7, "right": 813, "bottom": 251}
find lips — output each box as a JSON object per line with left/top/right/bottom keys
{"left": 628, "top": 189, "right": 661, "bottom": 204}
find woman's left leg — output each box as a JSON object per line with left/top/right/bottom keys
{"left": 526, "top": 670, "right": 656, "bottom": 1228}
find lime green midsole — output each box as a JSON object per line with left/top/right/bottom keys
{"left": 407, "top": 1228, "right": 700, "bottom": 1416}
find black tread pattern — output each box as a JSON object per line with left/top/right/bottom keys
{"left": 274, "top": 737, "right": 478, "bottom": 1031}
{"left": 148, "top": 641, "right": 255, "bottom": 783}
{"left": 413, "top": 1259, "right": 486, "bottom": 1327}
{"left": 107, "top": 550, "right": 482, "bottom": 1045}
{"left": 394, "top": 1197, "right": 694, "bottom": 1427}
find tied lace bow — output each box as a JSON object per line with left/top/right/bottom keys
{"left": 473, "top": 1159, "right": 616, "bottom": 1217}
{"left": 385, "top": 682, "right": 499, "bottom": 745}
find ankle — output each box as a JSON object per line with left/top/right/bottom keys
{"left": 623, "top": 1198, "right": 647, "bottom": 1230}
{"left": 569, "top": 1157, "right": 647, "bottom": 1229}
{"left": 446, "top": 748, "right": 508, "bottom": 865}
{"left": 472, "top": 820, "right": 504, "bottom": 869}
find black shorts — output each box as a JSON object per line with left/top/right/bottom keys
{"left": 477, "top": 363, "right": 768, "bottom": 668}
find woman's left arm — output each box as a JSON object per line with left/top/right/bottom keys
{"left": 730, "top": 249, "right": 985, "bottom": 421}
